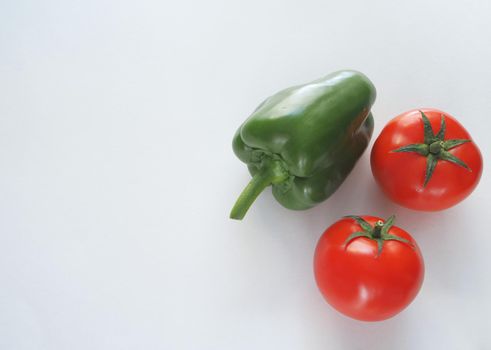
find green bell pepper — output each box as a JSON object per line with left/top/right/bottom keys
{"left": 230, "top": 70, "right": 376, "bottom": 220}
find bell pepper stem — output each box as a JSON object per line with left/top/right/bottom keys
{"left": 230, "top": 160, "right": 288, "bottom": 220}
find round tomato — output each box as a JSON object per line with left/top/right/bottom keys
{"left": 314, "top": 215, "right": 424, "bottom": 321}
{"left": 371, "top": 108, "right": 482, "bottom": 211}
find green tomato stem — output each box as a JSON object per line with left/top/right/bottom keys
{"left": 429, "top": 140, "right": 444, "bottom": 155}
{"left": 372, "top": 220, "right": 384, "bottom": 239}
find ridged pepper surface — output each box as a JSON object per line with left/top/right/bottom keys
{"left": 230, "top": 70, "right": 376, "bottom": 220}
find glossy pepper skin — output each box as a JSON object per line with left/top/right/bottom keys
{"left": 230, "top": 70, "right": 376, "bottom": 220}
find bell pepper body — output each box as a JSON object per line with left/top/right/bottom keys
{"left": 231, "top": 70, "right": 376, "bottom": 219}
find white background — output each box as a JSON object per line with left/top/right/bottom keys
{"left": 1, "top": 0, "right": 490, "bottom": 349}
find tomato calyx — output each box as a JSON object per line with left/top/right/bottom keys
{"left": 343, "top": 215, "right": 413, "bottom": 257}
{"left": 391, "top": 111, "right": 472, "bottom": 187}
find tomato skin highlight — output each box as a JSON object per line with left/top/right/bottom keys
{"left": 314, "top": 216, "right": 424, "bottom": 322}
{"left": 370, "top": 108, "right": 483, "bottom": 211}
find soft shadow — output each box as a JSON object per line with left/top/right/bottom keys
{"left": 329, "top": 310, "right": 408, "bottom": 349}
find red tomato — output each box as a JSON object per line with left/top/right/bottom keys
{"left": 314, "top": 215, "right": 424, "bottom": 322}
{"left": 371, "top": 108, "right": 482, "bottom": 211}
